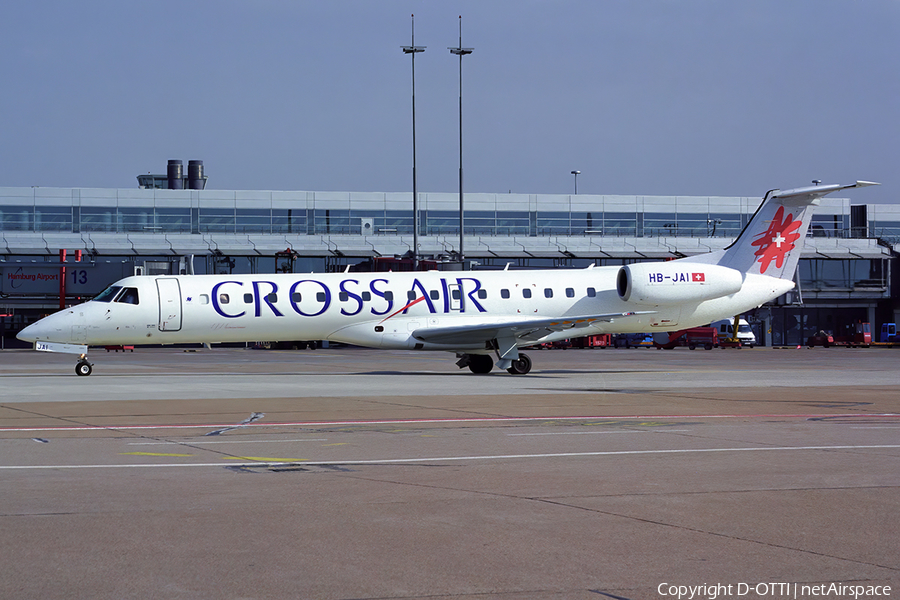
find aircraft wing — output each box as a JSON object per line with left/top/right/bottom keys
{"left": 411, "top": 311, "right": 652, "bottom": 346}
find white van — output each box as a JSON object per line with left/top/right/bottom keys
{"left": 711, "top": 318, "right": 757, "bottom": 347}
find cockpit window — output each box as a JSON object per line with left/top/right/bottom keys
{"left": 94, "top": 286, "right": 122, "bottom": 303}
{"left": 115, "top": 288, "right": 140, "bottom": 305}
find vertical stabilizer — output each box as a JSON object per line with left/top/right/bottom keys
{"left": 717, "top": 181, "right": 879, "bottom": 280}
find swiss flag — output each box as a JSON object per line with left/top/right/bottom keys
{"left": 692, "top": 272, "right": 705, "bottom": 282}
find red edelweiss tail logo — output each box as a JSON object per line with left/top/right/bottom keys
{"left": 751, "top": 206, "right": 802, "bottom": 273}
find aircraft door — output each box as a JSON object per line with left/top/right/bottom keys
{"left": 156, "top": 278, "right": 182, "bottom": 331}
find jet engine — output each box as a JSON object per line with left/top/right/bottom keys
{"left": 617, "top": 262, "right": 743, "bottom": 306}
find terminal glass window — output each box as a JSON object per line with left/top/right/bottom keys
{"left": 602, "top": 212, "right": 637, "bottom": 236}
{"left": 236, "top": 209, "right": 272, "bottom": 233}
{"left": 800, "top": 259, "right": 883, "bottom": 290}
{"left": 570, "top": 212, "right": 602, "bottom": 235}
{"left": 643, "top": 212, "right": 678, "bottom": 237}
{"left": 272, "top": 209, "right": 307, "bottom": 234}
{"left": 156, "top": 208, "right": 191, "bottom": 233}
{"left": 424, "top": 210, "right": 457, "bottom": 235}
{"left": 707, "top": 213, "right": 743, "bottom": 237}
{"left": 384, "top": 211, "right": 413, "bottom": 235}
{"left": 870, "top": 220, "right": 900, "bottom": 243}
{"left": 118, "top": 207, "right": 154, "bottom": 232}
{"left": 79, "top": 208, "right": 116, "bottom": 232}
{"left": 313, "top": 209, "right": 351, "bottom": 234}
{"left": 466, "top": 211, "right": 496, "bottom": 235}
{"left": 199, "top": 209, "right": 236, "bottom": 233}
{"left": 496, "top": 211, "right": 529, "bottom": 235}
{"left": 674, "top": 213, "right": 711, "bottom": 237}
{"left": 536, "top": 212, "right": 570, "bottom": 236}
{"left": 0, "top": 206, "right": 33, "bottom": 231}
{"left": 34, "top": 206, "right": 73, "bottom": 231}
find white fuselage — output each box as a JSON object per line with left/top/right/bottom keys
{"left": 20, "top": 266, "right": 792, "bottom": 353}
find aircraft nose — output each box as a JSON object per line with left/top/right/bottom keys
{"left": 17, "top": 310, "right": 72, "bottom": 343}
{"left": 17, "top": 319, "right": 49, "bottom": 343}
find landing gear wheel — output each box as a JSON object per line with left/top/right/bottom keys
{"left": 468, "top": 354, "right": 494, "bottom": 374}
{"left": 506, "top": 353, "right": 532, "bottom": 375}
{"left": 75, "top": 360, "right": 93, "bottom": 377}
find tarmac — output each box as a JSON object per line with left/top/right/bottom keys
{"left": 0, "top": 345, "right": 898, "bottom": 599}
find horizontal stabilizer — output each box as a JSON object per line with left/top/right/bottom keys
{"left": 772, "top": 181, "right": 879, "bottom": 202}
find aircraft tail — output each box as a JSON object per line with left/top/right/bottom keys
{"left": 712, "top": 181, "right": 879, "bottom": 280}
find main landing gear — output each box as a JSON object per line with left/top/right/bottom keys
{"left": 506, "top": 353, "right": 532, "bottom": 375}
{"left": 456, "top": 352, "right": 533, "bottom": 375}
{"left": 75, "top": 355, "right": 93, "bottom": 377}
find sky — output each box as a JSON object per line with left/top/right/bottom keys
{"left": 1, "top": 1, "right": 898, "bottom": 204}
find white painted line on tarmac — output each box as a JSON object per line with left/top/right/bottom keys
{"left": 3, "top": 413, "right": 898, "bottom": 434}
{"left": 2, "top": 444, "right": 898, "bottom": 470}
{"left": 126, "top": 439, "right": 329, "bottom": 446}
{"left": 507, "top": 430, "right": 692, "bottom": 436}
{"left": 508, "top": 431, "right": 646, "bottom": 436}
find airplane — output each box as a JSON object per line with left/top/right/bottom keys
{"left": 17, "top": 181, "right": 878, "bottom": 376}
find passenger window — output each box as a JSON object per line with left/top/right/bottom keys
{"left": 219, "top": 294, "right": 230, "bottom": 304}
{"left": 407, "top": 291, "right": 417, "bottom": 302}
{"left": 116, "top": 288, "right": 140, "bottom": 305}
{"left": 523, "top": 289, "right": 532, "bottom": 299}
{"left": 339, "top": 292, "right": 348, "bottom": 301}
{"left": 243, "top": 293, "right": 253, "bottom": 304}
{"left": 266, "top": 293, "right": 277, "bottom": 303}
{"left": 477, "top": 289, "right": 487, "bottom": 299}
{"left": 430, "top": 290, "right": 440, "bottom": 300}
{"left": 316, "top": 292, "right": 326, "bottom": 302}
{"left": 587, "top": 287, "right": 596, "bottom": 298}
{"left": 451, "top": 289, "right": 461, "bottom": 300}
{"left": 384, "top": 291, "right": 394, "bottom": 301}
{"left": 291, "top": 292, "right": 301, "bottom": 302}
{"left": 544, "top": 288, "right": 553, "bottom": 298}
{"left": 362, "top": 291, "right": 371, "bottom": 301}
{"left": 501, "top": 289, "right": 510, "bottom": 299}
{"left": 566, "top": 288, "right": 575, "bottom": 298}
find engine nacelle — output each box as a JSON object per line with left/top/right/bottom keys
{"left": 617, "top": 262, "right": 743, "bottom": 306}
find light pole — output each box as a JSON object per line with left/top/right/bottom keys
{"left": 402, "top": 14, "right": 425, "bottom": 269}
{"left": 449, "top": 16, "right": 473, "bottom": 265}
{"left": 571, "top": 170, "right": 580, "bottom": 194}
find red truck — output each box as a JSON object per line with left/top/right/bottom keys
{"left": 654, "top": 327, "right": 718, "bottom": 350}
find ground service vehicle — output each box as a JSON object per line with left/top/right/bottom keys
{"left": 711, "top": 318, "right": 756, "bottom": 347}
{"left": 655, "top": 327, "right": 718, "bottom": 350}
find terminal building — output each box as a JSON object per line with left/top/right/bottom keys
{"left": 2, "top": 164, "right": 899, "bottom": 347}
